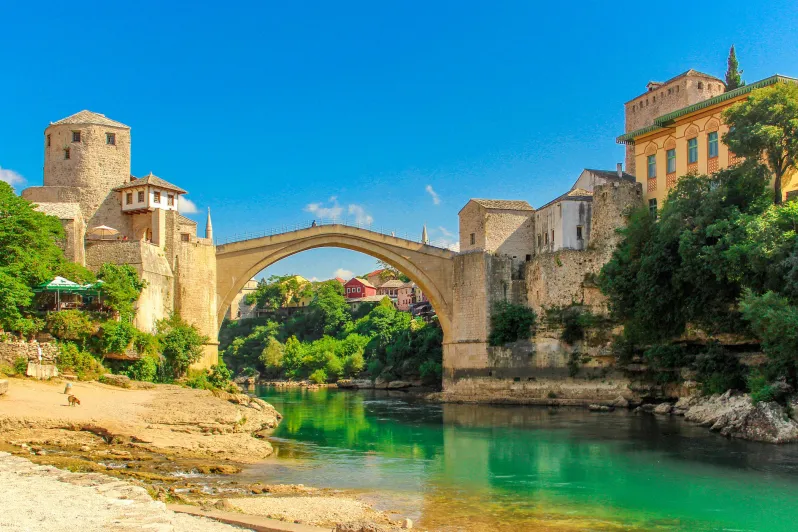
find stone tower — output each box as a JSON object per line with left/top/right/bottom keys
{"left": 42, "top": 110, "right": 132, "bottom": 225}
{"left": 622, "top": 70, "right": 725, "bottom": 174}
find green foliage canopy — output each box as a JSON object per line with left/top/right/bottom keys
{"left": 723, "top": 82, "right": 798, "bottom": 204}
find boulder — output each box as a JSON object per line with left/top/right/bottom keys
{"left": 610, "top": 395, "right": 629, "bottom": 408}
{"left": 654, "top": 403, "right": 673, "bottom": 415}
{"left": 387, "top": 381, "right": 412, "bottom": 389}
{"left": 99, "top": 374, "right": 131, "bottom": 388}
{"left": 684, "top": 392, "right": 798, "bottom": 444}
{"left": 0, "top": 379, "right": 8, "bottom": 396}
{"left": 337, "top": 379, "right": 356, "bottom": 389}
{"left": 588, "top": 404, "right": 613, "bottom": 412}
{"left": 374, "top": 377, "right": 389, "bottom": 390}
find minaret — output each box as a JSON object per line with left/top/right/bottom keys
{"left": 205, "top": 207, "right": 213, "bottom": 240}
{"left": 421, "top": 224, "right": 429, "bottom": 245}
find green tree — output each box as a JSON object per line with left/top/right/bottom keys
{"left": 724, "top": 45, "right": 744, "bottom": 91}
{"left": 723, "top": 82, "right": 798, "bottom": 204}
{"left": 156, "top": 314, "right": 209, "bottom": 378}
{"left": 311, "top": 280, "right": 350, "bottom": 337}
{"left": 259, "top": 337, "right": 285, "bottom": 377}
{"left": 97, "top": 263, "right": 146, "bottom": 321}
{"left": 740, "top": 290, "right": 798, "bottom": 384}
{"left": 0, "top": 182, "right": 75, "bottom": 333}
{"left": 598, "top": 162, "right": 771, "bottom": 343}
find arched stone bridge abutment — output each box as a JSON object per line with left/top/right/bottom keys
{"left": 215, "top": 225, "right": 456, "bottom": 339}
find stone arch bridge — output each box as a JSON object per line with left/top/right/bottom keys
{"left": 215, "top": 225, "right": 456, "bottom": 335}
{"left": 213, "top": 224, "right": 507, "bottom": 386}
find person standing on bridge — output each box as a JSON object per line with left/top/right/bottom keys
{"left": 311, "top": 220, "right": 317, "bottom": 227}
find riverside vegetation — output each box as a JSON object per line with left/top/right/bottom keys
{"left": 0, "top": 181, "right": 228, "bottom": 391}
{"left": 596, "top": 81, "right": 798, "bottom": 405}
{"left": 220, "top": 279, "right": 443, "bottom": 385}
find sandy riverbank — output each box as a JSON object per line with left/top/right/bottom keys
{"left": 0, "top": 377, "right": 406, "bottom": 531}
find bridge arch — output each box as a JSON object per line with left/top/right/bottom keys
{"left": 215, "top": 225, "right": 455, "bottom": 339}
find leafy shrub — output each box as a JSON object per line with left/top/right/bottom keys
{"left": 208, "top": 362, "right": 232, "bottom": 389}
{"left": 13, "top": 356, "right": 28, "bottom": 375}
{"left": 693, "top": 344, "right": 745, "bottom": 395}
{"left": 343, "top": 351, "right": 365, "bottom": 377}
{"left": 126, "top": 355, "right": 159, "bottom": 382}
{"left": 309, "top": 368, "right": 327, "bottom": 384}
{"left": 133, "top": 331, "right": 159, "bottom": 356}
{"left": 367, "top": 358, "right": 384, "bottom": 377}
{"left": 488, "top": 302, "right": 537, "bottom": 346}
{"left": 56, "top": 343, "right": 105, "bottom": 380}
{"left": 567, "top": 351, "right": 581, "bottom": 378}
{"left": 559, "top": 306, "right": 598, "bottom": 344}
{"left": 157, "top": 314, "right": 209, "bottom": 378}
{"left": 46, "top": 310, "right": 95, "bottom": 344}
{"left": 419, "top": 359, "right": 442, "bottom": 385}
{"left": 100, "top": 321, "right": 137, "bottom": 354}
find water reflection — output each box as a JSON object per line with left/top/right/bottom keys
{"left": 246, "top": 386, "right": 798, "bottom": 531}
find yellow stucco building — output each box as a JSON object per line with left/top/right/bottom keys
{"left": 617, "top": 74, "right": 798, "bottom": 210}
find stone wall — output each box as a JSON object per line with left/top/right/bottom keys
{"left": 0, "top": 342, "right": 58, "bottom": 367}
{"left": 85, "top": 240, "right": 175, "bottom": 332}
{"left": 526, "top": 180, "right": 642, "bottom": 313}
{"left": 485, "top": 210, "right": 535, "bottom": 263}
{"left": 174, "top": 239, "right": 219, "bottom": 368}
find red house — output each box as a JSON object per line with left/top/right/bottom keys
{"left": 344, "top": 277, "right": 376, "bottom": 299}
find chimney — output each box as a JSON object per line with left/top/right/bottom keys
{"left": 617, "top": 163, "right": 623, "bottom": 178}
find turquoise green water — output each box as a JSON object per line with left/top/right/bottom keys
{"left": 246, "top": 387, "right": 798, "bottom": 531}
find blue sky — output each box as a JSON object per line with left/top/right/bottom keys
{"left": 2, "top": 1, "right": 797, "bottom": 281}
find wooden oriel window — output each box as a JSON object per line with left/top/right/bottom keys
{"left": 153, "top": 191, "right": 161, "bottom": 203}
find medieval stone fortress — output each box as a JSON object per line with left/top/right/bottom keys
{"left": 21, "top": 111, "right": 219, "bottom": 367}
{"left": 24, "top": 69, "right": 798, "bottom": 396}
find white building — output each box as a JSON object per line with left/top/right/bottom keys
{"left": 535, "top": 166, "right": 635, "bottom": 254}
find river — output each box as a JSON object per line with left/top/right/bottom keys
{"left": 241, "top": 386, "right": 798, "bottom": 531}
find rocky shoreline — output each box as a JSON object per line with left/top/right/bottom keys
{"left": 0, "top": 377, "right": 410, "bottom": 531}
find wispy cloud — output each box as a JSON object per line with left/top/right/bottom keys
{"left": 305, "top": 198, "right": 343, "bottom": 219}
{"left": 305, "top": 198, "right": 373, "bottom": 225}
{"left": 348, "top": 204, "right": 373, "bottom": 225}
{"left": 0, "top": 166, "right": 25, "bottom": 189}
{"left": 178, "top": 197, "right": 199, "bottom": 214}
{"left": 438, "top": 226, "right": 454, "bottom": 238}
{"left": 425, "top": 184, "right": 440, "bottom": 205}
{"left": 434, "top": 226, "right": 459, "bottom": 251}
{"left": 334, "top": 268, "right": 353, "bottom": 279}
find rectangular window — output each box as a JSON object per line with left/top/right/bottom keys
{"left": 72, "top": 131, "right": 81, "bottom": 143}
{"left": 551, "top": 230, "right": 554, "bottom": 245}
{"left": 649, "top": 198, "right": 658, "bottom": 219}
{"left": 167, "top": 194, "right": 174, "bottom": 206}
{"left": 470, "top": 233, "right": 475, "bottom": 245}
{"left": 64, "top": 148, "right": 70, "bottom": 160}
{"left": 153, "top": 191, "right": 161, "bottom": 203}
{"left": 137, "top": 191, "right": 144, "bottom": 203}
{"left": 47, "top": 134, "right": 51, "bottom": 147}
{"left": 545, "top": 233, "right": 549, "bottom": 245}
{"left": 708, "top": 131, "right": 719, "bottom": 158}
{"left": 688, "top": 138, "right": 698, "bottom": 164}
{"left": 666, "top": 149, "right": 676, "bottom": 173}
{"left": 537, "top": 235, "right": 542, "bottom": 247}
{"left": 106, "top": 133, "right": 116, "bottom": 145}
{"left": 180, "top": 233, "right": 190, "bottom": 242}
{"left": 647, "top": 154, "right": 656, "bottom": 178}
{"left": 126, "top": 192, "right": 132, "bottom": 205}
{"left": 576, "top": 226, "right": 583, "bottom": 240}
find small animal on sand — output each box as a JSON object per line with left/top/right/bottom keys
{"left": 67, "top": 395, "right": 80, "bottom": 407}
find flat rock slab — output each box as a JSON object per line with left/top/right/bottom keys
{"left": 169, "top": 504, "right": 333, "bottom": 532}
{"left": 0, "top": 379, "right": 8, "bottom": 395}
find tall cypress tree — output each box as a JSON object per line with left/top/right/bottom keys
{"left": 725, "top": 45, "right": 744, "bottom": 91}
